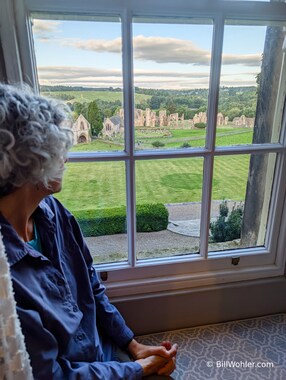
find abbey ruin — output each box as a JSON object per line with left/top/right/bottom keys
{"left": 101, "top": 108, "right": 254, "bottom": 138}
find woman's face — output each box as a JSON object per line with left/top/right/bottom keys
{"left": 41, "top": 157, "right": 67, "bottom": 195}
{"left": 47, "top": 179, "right": 63, "bottom": 194}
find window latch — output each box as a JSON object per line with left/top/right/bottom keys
{"left": 100, "top": 271, "right": 108, "bottom": 281}
{"left": 231, "top": 257, "right": 240, "bottom": 266}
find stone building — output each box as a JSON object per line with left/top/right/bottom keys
{"left": 119, "top": 108, "right": 183, "bottom": 128}
{"left": 193, "top": 112, "right": 207, "bottom": 125}
{"left": 101, "top": 108, "right": 252, "bottom": 137}
{"left": 72, "top": 114, "right": 91, "bottom": 145}
{"left": 233, "top": 115, "right": 254, "bottom": 128}
{"left": 101, "top": 115, "right": 124, "bottom": 138}
{"left": 192, "top": 112, "right": 229, "bottom": 127}
{"left": 217, "top": 112, "right": 228, "bottom": 126}
{"left": 159, "top": 110, "right": 167, "bottom": 126}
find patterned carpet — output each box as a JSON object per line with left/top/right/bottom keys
{"left": 137, "top": 314, "right": 286, "bottom": 380}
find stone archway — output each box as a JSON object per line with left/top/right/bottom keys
{"left": 78, "top": 134, "right": 87, "bottom": 143}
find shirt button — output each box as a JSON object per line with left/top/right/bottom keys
{"left": 77, "top": 334, "right": 84, "bottom": 341}
{"left": 73, "top": 305, "right": 78, "bottom": 312}
{"left": 57, "top": 279, "right": 65, "bottom": 286}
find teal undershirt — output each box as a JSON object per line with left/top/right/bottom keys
{"left": 27, "top": 222, "right": 42, "bottom": 253}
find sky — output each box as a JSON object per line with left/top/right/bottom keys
{"left": 32, "top": 17, "right": 269, "bottom": 90}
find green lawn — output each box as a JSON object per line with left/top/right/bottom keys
{"left": 73, "top": 127, "right": 253, "bottom": 151}
{"left": 57, "top": 155, "right": 250, "bottom": 213}
{"left": 129, "top": 127, "right": 251, "bottom": 149}
{"left": 56, "top": 127, "right": 252, "bottom": 212}
{"left": 71, "top": 140, "right": 122, "bottom": 152}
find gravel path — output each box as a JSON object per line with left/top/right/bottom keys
{"left": 85, "top": 201, "right": 242, "bottom": 263}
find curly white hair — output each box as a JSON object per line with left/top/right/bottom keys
{"left": 0, "top": 83, "right": 73, "bottom": 196}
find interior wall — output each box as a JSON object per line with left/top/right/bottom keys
{"left": 111, "top": 277, "right": 286, "bottom": 335}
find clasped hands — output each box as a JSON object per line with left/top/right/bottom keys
{"left": 128, "top": 339, "right": 178, "bottom": 377}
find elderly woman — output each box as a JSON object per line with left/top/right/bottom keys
{"left": 0, "top": 83, "right": 177, "bottom": 380}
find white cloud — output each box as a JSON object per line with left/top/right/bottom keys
{"left": 58, "top": 35, "right": 261, "bottom": 67}
{"left": 134, "top": 35, "right": 212, "bottom": 65}
{"left": 32, "top": 20, "right": 61, "bottom": 40}
{"left": 38, "top": 66, "right": 211, "bottom": 79}
{"left": 38, "top": 65, "right": 258, "bottom": 89}
{"left": 62, "top": 37, "right": 121, "bottom": 53}
{"left": 222, "top": 54, "right": 261, "bottom": 66}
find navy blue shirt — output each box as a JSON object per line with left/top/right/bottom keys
{"left": 1, "top": 196, "right": 142, "bottom": 379}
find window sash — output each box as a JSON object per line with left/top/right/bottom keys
{"left": 2, "top": 0, "right": 286, "bottom": 293}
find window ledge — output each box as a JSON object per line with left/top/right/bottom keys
{"left": 106, "top": 263, "right": 285, "bottom": 299}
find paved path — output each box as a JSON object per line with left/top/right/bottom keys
{"left": 166, "top": 200, "right": 240, "bottom": 237}
{"left": 86, "top": 201, "right": 242, "bottom": 263}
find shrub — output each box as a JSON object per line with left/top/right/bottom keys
{"left": 136, "top": 203, "right": 169, "bottom": 232}
{"left": 73, "top": 203, "right": 169, "bottom": 237}
{"left": 152, "top": 140, "right": 165, "bottom": 148}
{"left": 194, "top": 122, "right": 207, "bottom": 129}
{"left": 210, "top": 201, "right": 244, "bottom": 243}
{"left": 181, "top": 142, "right": 191, "bottom": 148}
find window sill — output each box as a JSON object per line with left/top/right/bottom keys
{"left": 105, "top": 262, "right": 285, "bottom": 299}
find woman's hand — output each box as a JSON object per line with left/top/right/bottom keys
{"left": 128, "top": 339, "right": 177, "bottom": 376}
{"left": 128, "top": 339, "right": 177, "bottom": 360}
{"left": 136, "top": 355, "right": 176, "bottom": 377}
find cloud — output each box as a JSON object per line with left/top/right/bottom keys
{"left": 59, "top": 35, "right": 261, "bottom": 67}
{"left": 38, "top": 65, "right": 259, "bottom": 89}
{"left": 222, "top": 54, "right": 261, "bottom": 66}
{"left": 38, "top": 66, "right": 211, "bottom": 79}
{"left": 39, "top": 66, "right": 122, "bottom": 79}
{"left": 32, "top": 19, "right": 262, "bottom": 67}
{"left": 32, "top": 20, "right": 61, "bottom": 40}
{"left": 133, "top": 36, "right": 211, "bottom": 65}
{"left": 62, "top": 38, "right": 121, "bottom": 53}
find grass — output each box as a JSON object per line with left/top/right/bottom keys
{"left": 71, "top": 127, "right": 252, "bottom": 151}
{"left": 55, "top": 127, "right": 252, "bottom": 213}
{"left": 71, "top": 140, "right": 122, "bottom": 152}
{"left": 57, "top": 155, "right": 250, "bottom": 213}
{"left": 42, "top": 90, "right": 151, "bottom": 104}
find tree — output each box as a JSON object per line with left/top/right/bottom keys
{"left": 73, "top": 102, "right": 88, "bottom": 119}
{"left": 87, "top": 101, "right": 103, "bottom": 136}
{"left": 150, "top": 95, "right": 165, "bottom": 110}
{"left": 166, "top": 99, "right": 177, "bottom": 114}
{"left": 227, "top": 107, "right": 242, "bottom": 121}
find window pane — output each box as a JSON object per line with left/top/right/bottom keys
{"left": 217, "top": 20, "right": 286, "bottom": 146}
{"left": 135, "top": 158, "right": 203, "bottom": 260}
{"left": 55, "top": 162, "right": 128, "bottom": 264}
{"left": 209, "top": 153, "right": 276, "bottom": 252}
{"left": 132, "top": 19, "right": 213, "bottom": 151}
{"left": 32, "top": 16, "right": 124, "bottom": 152}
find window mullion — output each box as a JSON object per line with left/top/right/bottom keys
{"left": 0, "top": 0, "right": 23, "bottom": 83}
{"left": 200, "top": 15, "right": 224, "bottom": 259}
{"left": 14, "top": 1, "right": 39, "bottom": 90}
{"left": 122, "top": 8, "right": 136, "bottom": 267}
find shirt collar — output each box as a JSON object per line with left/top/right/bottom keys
{"left": 37, "top": 197, "right": 55, "bottom": 221}
{"left": 0, "top": 197, "right": 55, "bottom": 266}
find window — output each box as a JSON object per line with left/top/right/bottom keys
{"left": 2, "top": 0, "right": 286, "bottom": 296}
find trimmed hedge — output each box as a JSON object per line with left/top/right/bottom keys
{"left": 194, "top": 122, "right": 207, "bottom": 129}
{"left": 73, "top": 203, "right": 169, "bottom": 237}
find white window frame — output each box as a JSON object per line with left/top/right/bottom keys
{"left": 2, "top": 0, "right": 286, "bottom": 297}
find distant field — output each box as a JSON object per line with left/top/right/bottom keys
{"left": 42, "top": 90, "right": 151, "bottom": 104}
